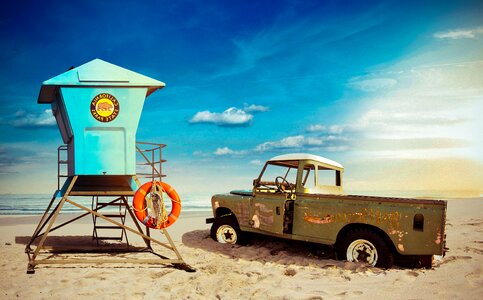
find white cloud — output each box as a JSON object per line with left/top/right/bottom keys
{"left": 348, "top": 77, "right": 397, "bottom": 92}
{"left": 193, "top": 151, "right": 210, "bottom": 157}
{"left": 306, "top": 124, "right": 345, "bottom": 134}
{"left": 307, "top": 59, "right": 483, "bottom": 158}
{"left": 347, "top": 60, "right": 483, "bottom": 160}
{"left": 244, "top": 103, "right": 270, "bottom": 113}
{"left": 214, "top": 147, "right": 247, "bottom": 156}
{"left": 190, "top": 104, "right": 269, "bottom": 127}
{"left": 434, "top": 27, "right": 483, "bottom": 40}
{"left": 256, "top": 136, "right": 299, "bottom": 152}
{"left": 0, "top": 142, "right": 57, "bottom": 177}
{"left": 324, "top": 146, "right": 350, "bottom": 152}
{"left": 357, "top": 109, "right": 466, "bottom": 131}
{"left": 255, "top": 135, "right": 329, "bottom": 152}
{"left": 190, "top": 107, "right": 253, "bottom": 126}
{"left": 250, "top": 159, "right": 263, "bottom": 166}
{"left": 306, "top": 124, "right": 326, "bottom": 132}
{"left": 328, "top": 125, "right": 345, "bottom": 134}
{"left": 214, "top": 147, "right": 234, "bottom": 155}
{"left": 9, "top": 109, "right": 56, "bottom": 128}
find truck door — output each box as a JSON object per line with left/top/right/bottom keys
{"left": 250, "top": 161, "right": 299, "bottom": 235}
{"left": 250, "top": 192, "right": 285, "bottom": 234}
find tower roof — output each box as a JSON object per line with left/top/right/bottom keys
{"left": 38, "top": 59, "right": 165, "bottom": 103}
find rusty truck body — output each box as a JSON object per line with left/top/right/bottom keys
{"left": 206, "top": 153, "right": 447, "bottom": 268}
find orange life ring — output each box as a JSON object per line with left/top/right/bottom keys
{"left": 132, "top": 181, "right": 181, "bottom": 229}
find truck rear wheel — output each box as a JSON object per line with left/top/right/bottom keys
{"left": 210, "top": 216, "right": 245, "bottom": 245}
{"left": 337, "top": 228, "right": 394, "bottom": 268}
{"left": 419, "top": 255, "right": 434, "bottom": 269}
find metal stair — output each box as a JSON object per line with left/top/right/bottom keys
{"left": 92, "top": 196, "right": 129, "bottom": 245}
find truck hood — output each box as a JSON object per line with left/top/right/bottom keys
{"left": 230, "top": 190, "right": 252, "bottom": 196}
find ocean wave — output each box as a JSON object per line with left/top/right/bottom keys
{"left": 0, "top": 194, "right": 212, "bottom": 215}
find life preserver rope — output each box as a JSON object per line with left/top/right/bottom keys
{"left": 132, "top": 181, "right": 181, "bottom": 229}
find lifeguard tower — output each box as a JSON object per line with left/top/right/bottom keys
{"left": 25, "top": 59, "right": 192, "bottom": 273}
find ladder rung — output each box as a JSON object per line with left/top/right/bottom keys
{"left": 58, "top": 160, "right": 68, "bottom": 164}
{"left": 94, "top": 226, "right": 124, "bottom": 229}
{"left": 137, "top": 160, "right": 167, "bottom": 165}
{"left": 97, "top": 202, "right": 126, "bottom": 206}
{"left": 58, "top": 175, "right": 69, "bottom": 177}
{"left": 136, "top": 173, "right": 167, "bottom": 177}
{"left": 93, "top": 237, "right": 123, "bottom": 240}
{"left": 137, "top": 148, "right": 161, "bottom": 152}
{"left": 136, "top": 142, "right": 166, "bottom": 148}
{"left": 101, "top": 214, "right": 126, "bottom": 218}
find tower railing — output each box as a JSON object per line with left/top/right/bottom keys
{"left": 135, "top": 141, "right": 166, "bottom": 182}
{"left": 57, "top": 145, "right": 68, "bottom": 191}
{"left": 56, "top": 142, "right": 166, "bottom": 190}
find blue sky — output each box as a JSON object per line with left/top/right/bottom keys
{"left": 1, "top": 0, "right": 482, "bottom": 196}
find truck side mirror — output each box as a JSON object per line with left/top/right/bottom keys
{"left": 253, "top": 178, "right": 259, "bottom": 187}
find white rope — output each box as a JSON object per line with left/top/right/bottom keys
{"left": 145, "top": 181, "right": 169, "bottom": 228}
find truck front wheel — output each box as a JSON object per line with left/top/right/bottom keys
{"left": 337, "top": 228, "right": 394, "bottom": 268}
{"left": 210, "top": 216, "right": 245, "bottom": 245}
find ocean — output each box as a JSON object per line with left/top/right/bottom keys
{"left": 0, "top": 193, "right": 213, "bottom": 215}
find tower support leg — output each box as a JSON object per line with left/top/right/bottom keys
{"left": 26, "top": 176, "right": 78, "bottom": 274}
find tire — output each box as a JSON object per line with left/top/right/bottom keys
{"left": 396, "top": 254, "right": 433, "bottom": 269}
{"left": 336, "top": 228, "right": 394, "bottom": 268}
{"left": 210, "top": 216, "right": 245, "bottom": 245}
{"left": 419, "top": 255, "right": 434, "bottom": 269}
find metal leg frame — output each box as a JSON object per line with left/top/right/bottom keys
{"left": 25, "top": 190, "right": 60, "bottom": 252}
{"left": 29, "top": 197, "right": 128, "bottom": 244}
{"left": 26, "top": 176, "right": 194, "bottom": 273}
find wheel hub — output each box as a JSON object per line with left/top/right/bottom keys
{"left": 216, "top": 225, "right": 237, "bottom": 244}
{"left": 347, "top": 239, "right": 378, "bottom": 266}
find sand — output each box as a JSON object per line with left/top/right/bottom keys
{"left": 0, "top": 198, "right": 482, "bottom": 299}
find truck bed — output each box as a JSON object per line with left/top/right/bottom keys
{"left": 307, "top": 193, "right": 447, "bottom": 206}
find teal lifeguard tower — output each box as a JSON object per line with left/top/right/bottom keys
{"left": 25, "top": 59, "right": 191, "bottom": 273}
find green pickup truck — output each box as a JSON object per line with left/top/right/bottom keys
{"left": 206, "top": 153, "right": 447, "bottom": 268}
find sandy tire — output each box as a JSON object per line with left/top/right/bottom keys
{"left": 396, "top": 254, "right": 433, "bottom": 269}
{"left": 419, "top": 255, "right": 434, "bottom": 269}
{"left": 210, "top": 215, "right": 245, "bottom": 245}
{"left": 336, "top": 228, "right": 394, "bottom": 268}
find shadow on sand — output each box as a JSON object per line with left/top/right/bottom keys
{"left": 181, "top": 229, "right": 342, "bottom": 268}
{"left": 16, "top": 235, "right": 148, "bottom": 253}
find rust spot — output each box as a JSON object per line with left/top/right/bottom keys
{"left": 435, "top": 232, "right": 442, "bottom": 245}
{"left": 234, "top": 202, "right": 250, "bottom": 225}
{"left": 304, "top": 213, "right": 334, "bottom": 224}
{"left": 252, "top": 215, "right": 260, "bottom": 228}
{"left": 254, "top": 203, "right": 274, "bottom": 226}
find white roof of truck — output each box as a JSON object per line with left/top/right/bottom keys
{"left": 268, "top": 153, "right": 343, "bottom": 169}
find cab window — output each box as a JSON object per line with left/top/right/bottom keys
{"left": 303, "top": 164, "right": 339, "bottom": 187}
{"left": 317, "top": 166, "right": 337, "bottom": 186}
{"left": 302, "top": 165, "right": 316, "bottom": 189}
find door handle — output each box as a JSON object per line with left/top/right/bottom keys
{"left": 276, "top": 206, "right": 281, "bottom": 215}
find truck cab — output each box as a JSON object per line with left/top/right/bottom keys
{"left": 254, "top": 153, "right": 344, "bottom": 195}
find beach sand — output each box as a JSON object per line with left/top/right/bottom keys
{"left": 0, "top": 198, "right": 482, "bottom": 299}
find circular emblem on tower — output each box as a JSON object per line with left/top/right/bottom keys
{"left": 90, "top": 93, "right": 120, "bottom": 122}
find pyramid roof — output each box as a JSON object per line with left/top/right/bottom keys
{"left": 38, "top": 59, "right": 165, "bottom": 103}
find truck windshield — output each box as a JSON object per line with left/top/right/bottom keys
{"left": 259, "top": 163, "right": 297, "bottom": 188}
